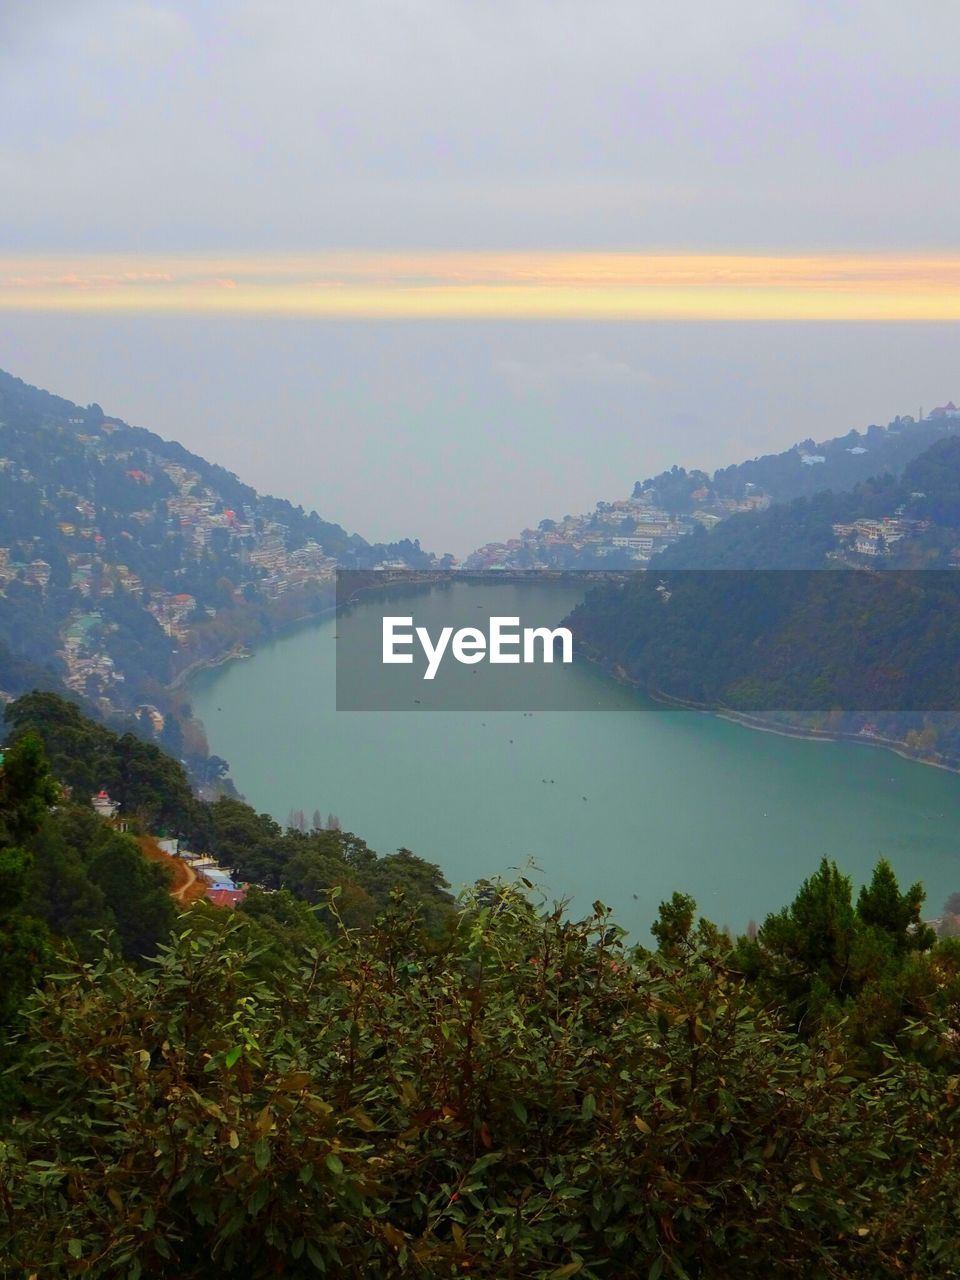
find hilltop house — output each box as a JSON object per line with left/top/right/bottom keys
{"left": 91, "top": 789, "right": 119, "bottom": 819}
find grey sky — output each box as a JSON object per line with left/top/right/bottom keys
{"left": 3, "top": 1, "right": 960, "bottom": 251}
{"left": 3, "top": 3, "right": 960, "bottom": 555}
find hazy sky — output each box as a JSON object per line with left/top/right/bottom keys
{"left": 3, "top": 2, "right": 960, "bottom": 554}
{"left": 4, "top": 1, "right": 960, "bottom": 251}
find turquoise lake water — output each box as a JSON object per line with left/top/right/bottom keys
{"left": 189, "top": 581, "right": 960, "bottom": 938}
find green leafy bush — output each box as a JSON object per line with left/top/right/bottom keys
{"left": 3, "top": 887, "right": 960, "bottom": 1278}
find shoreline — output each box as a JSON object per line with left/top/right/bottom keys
{"left": 169, "top": 604, "right": 337, "bottom": 797}
{"left": 169, "top": 641, "right": 253, "bottom": 691}
{"left": 170, "top": 603, "right": 338, "bottom": 691}
{"left": 578, "top": 647, "right": 960, "bottom": 779}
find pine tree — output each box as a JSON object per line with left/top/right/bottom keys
{"left": 857, "top": 857, "right": 934, "bottom": 951}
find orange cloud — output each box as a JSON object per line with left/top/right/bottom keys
{"left": 0, "top": 253, "right": 959, "bottom": 319}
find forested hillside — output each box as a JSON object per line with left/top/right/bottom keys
{"left": 568, "top": 437, "right": 960, "bottom": 764}
{"left": 655, "top": 435, "right": 960, "bottom": 570}
{"left": 657, "top": 409, "right": 958, "bottom": 508}
{"left": 4, "top": 691, "right": 453, "bottom": 931}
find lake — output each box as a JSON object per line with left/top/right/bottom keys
{"left": 189, "top": 580, "right": 960, "bottom": 938}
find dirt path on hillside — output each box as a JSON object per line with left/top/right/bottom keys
{"left": 138, "top": 836, "right": 208, "bottom": 906}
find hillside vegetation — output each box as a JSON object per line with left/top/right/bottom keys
{"left": 2, "top": 697, "right": 960, "bottom": 1275}
{"left": 568, "top": 437, "right": 960, "bottom": 764}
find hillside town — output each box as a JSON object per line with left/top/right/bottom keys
{"left": 0, "top": 373, "right": 442, "bottom": 725}
{"left": 466, "top": 408, "right": 960, "bottom": 571}
{"left": 0, "top": 445, "right": 341, "bottom": 700}
{"left": 466, "top": 481, "right": 772, "bottom": 568}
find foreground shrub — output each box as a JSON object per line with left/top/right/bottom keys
{"left": 2, "top": 888, "right": 959, "bottom": 1278}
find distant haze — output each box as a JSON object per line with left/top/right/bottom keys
{"left": 2, "top": 314, "right": 958, "bottom": 557}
